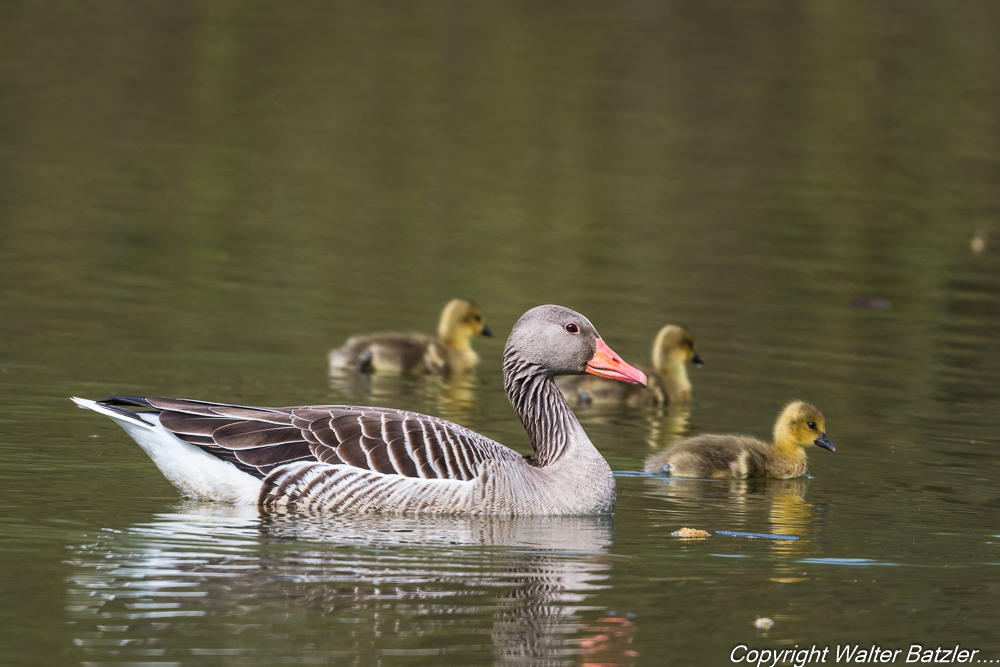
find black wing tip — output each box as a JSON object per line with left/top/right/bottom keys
{"left": 99, "top": 396, "right": 157, "bottom": 410}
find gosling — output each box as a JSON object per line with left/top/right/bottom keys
{"left": 644, "top": 401, "right": 834, "bottom": 479}
{"left": 557, "top": 324, "right": 702, "bottom": 407}
{"left": 329, "top": 298, "right": 493, "bottom": 375}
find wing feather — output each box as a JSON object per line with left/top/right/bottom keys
{"left": 213, "top": 422, "right": 304, "bottom": 449}
{"left": 425, "top": 422, "right": 451, "bottom": 478}
{"left": 329, "top": 414, "right": 364, "bottom": 443}
{"left": 387, "top": 437, "right": 419, "bottom": 477}
{"left": 210, "top": 407, "right": 293, "bottom": 424}
{"left": 310, "top": 423, "right": 339, "bottom": 448}
{"left": 408, "top": 421, "right": 437, "bottom": 479}
{"left": 235, "top": 443, "right": 314, "bottom": 467}
{"left": 336, "top": 435, "right": 368, "bottom": 468}
{"left": 159, "top": 413, "right": 241, "bottom": 436}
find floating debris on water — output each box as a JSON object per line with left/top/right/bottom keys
{"left": 672, "top": 527, "right": 711, "bottom": 538}
{"left": 971, "top": 232, "right": 987, "bottom": 254}
{"left": 755, "top": 617, "right": 775, "bottom": 629}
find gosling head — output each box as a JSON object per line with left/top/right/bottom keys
{"left": 651, "top": 324, "right": 702, "bottom": 373}
{"left": 773, "top": 401, "right": 835, "bottom": 453}
{"left": 438, "top": 299, "right": 493, "bottom": 345}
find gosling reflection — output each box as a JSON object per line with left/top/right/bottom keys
{"left": 564, "top": 398, "right": 693, "bottom": 454}
{"left": 645, "top": 476, "right": 825, "bottom": 581}
{"left": 645, "top": 402, "right": 693, "bottom": 449}
{"left": 65, "top": 503, "right": 623, "bottom": 665}
{"left": 328, "top": 369, "right": 481, "bottom": 426}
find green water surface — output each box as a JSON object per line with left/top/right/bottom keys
{"left": 2, "top": 1, "right": 999, "bottom": 665}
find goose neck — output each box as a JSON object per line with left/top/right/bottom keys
{"left": 503, "top": 357, "right": 585, "bottom": 467}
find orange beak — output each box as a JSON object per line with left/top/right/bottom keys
{"left": 586, "top": 338, "right": 648, "bottom": 386}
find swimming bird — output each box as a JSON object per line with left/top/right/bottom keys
{"left": 557, "top": 324, "right": 701, "bottom": 407}
{"left": 644, "top": 401, "right": 834, "bottom": 479}
{"left": 73, "top": 305, "right": 647, "bottom": 515}
{"left": 329, "top": 298, "right": 493, "bottom": 375}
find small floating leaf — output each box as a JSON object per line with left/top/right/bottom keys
{"left": 672, "top": 527, "right": 711, "bottom": 538}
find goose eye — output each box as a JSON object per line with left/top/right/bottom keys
{"left": 565, "top": 322, "right": 580, "bottom": 334}
{"left": 807, "top": 422, "right": 817, "bottom": 430}
{"left": 472, "top": 315, "right": 482, "bottom": 322}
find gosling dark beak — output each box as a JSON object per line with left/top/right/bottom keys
{"left": 481, "top": 324, "right": 494, "bottom": 337}
{"left": 814, "top": 433, "right": 835, "bottom": 452}
{"left": 692, "top": 352, "right": 703, "bottom": 368}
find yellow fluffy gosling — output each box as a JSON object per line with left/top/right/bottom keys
{"left": 557, "top": 324, "right": 701, "bottom": 407}
{"left": 329, "top": 299, "right": 493, "bottom": 375}
{"left": 644, "top": 401, "right": 834, "bottom": 478}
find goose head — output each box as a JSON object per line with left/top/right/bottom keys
{"left": 505, "top": 305, "right": 647, "bottom": 385}
{"left": 773, "top": 401, "right": 834, "bottom": 454}
{"left": 438, "top": 298, "right": 493, "bottom": 346}
{"left": 651, "top": 324, "right": 702, "bottom": 374}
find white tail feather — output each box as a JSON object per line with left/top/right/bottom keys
{"left": 71, "top": 397, "right": 155, "bottom": 429}
{"left": 72, "top": 397, "right": 262, "bottom": 505}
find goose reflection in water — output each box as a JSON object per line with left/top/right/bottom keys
{"left": 65, "top": 503, "right": 636, "bottom": 665}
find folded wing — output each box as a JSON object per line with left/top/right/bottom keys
{"left": 140, "top": 397, "right": 521, "bottom": 482}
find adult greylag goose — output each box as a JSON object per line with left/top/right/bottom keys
{"left": 73, "top": 305, "right": 647, "bottom": 515}
{"left": 644, "top": 401, "right": 834, "bottom": 479}
{"left": 329, "top": 298, "right": 493, "bottom": 375}
{"left": 557, "top": 324, "right": 701, "bottom": 407}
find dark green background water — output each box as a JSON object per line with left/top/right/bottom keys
{"left": 2, "top": 1, "right": 999, "bottom": 665}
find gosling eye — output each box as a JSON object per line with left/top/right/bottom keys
{"left": 565, "top": 322, "right": 580, "bottom": 334}
{"left": 807, "top": 422, "right": 817, "bottom": 430}
{"left": 472, "top": 314, "right": 482, "bottom": 323}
